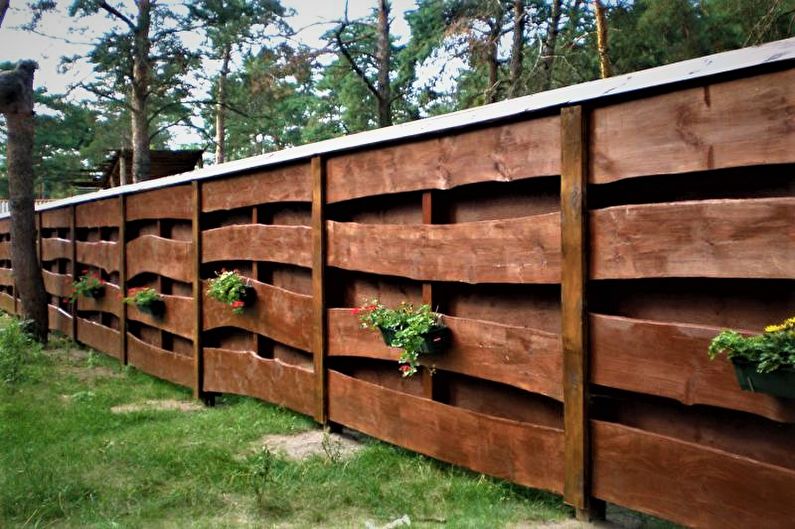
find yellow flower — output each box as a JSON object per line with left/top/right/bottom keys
{"left": 765, "top": 316, "right": 795, "bottom": 333}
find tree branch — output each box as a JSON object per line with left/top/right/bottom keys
{"left": 0, "top": 0, "right": 9, "bottom": 30}
{"left": 334, "top": 24, "right": 380, "bottom": 100}
{"left": 98, "top": 1, "right": 136, "bottom": 31}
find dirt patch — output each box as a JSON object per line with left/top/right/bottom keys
{"left": 111, "top": 399, "right": 205, "bottom": 413}
{"left": 257, "top": 429, "right": 364, "bottom": 461}
{"left": 64, "top": 365, "right": 120, "bottom": 382}
{"left": 511, "top": 521, "right": 622, "bottom": 529}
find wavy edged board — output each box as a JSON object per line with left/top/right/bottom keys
{"left": 41, "top": 208, "right": 71, "bottom": 228}
{"left": 592, "top": 420, "right": 795, "bottom": 529}
{"left": 591, "top": 198, "right": 795, "bottom": 279}
{"left": 202, "top": 224, "right": 312, "bottom": 268}
{"left": 203, "top": 348, "right": 314, "bottom": 416}
{"left": 48, "top": 305, "right": 72, "bottom": 335}
{"left": 76, "top": 198, "right": 119, "bottom": 228}
{"left": 0, "top": 291, "right": 14, "bottom": 313}
{"left": 127, "top": 294, "right": 194, "bottom": 340}
{"left": 76, "top": 241, "right": 120, "bottom": 274}
{"left": 0, "top": 268, "right": 13, "bottom": 287}
{"left": 42, "top": 270, "right": 73, "bottom": 297}
{"left": 591, "top": 313, "right": 795, "bottom": 423}
{"left": 41, "top": 238, "right": 71, "bottom": 261}
{"left": 328, "top": 214, "right": 560, "bottom": 284}
{"left": 127, "top": 333, "right": 193, "bottom": 388}
{"left": 126, "top": 235, "right": 193, "bottom": 283}
{"left": 126, "top": 185, "right": 192, "bottom": 221}
{"left": 590, "top": 69, "right": 795, "bottom": 184}
{"left": 202, "top": 164, "right": 311, "bottom": 212}
{"left": 328, "top": 371, "right": 564, "bottom": 493}
{"left": 328, "top": 310, "right": 562, "bottom": 400}
{"left": 76, "top": 317, "right": 121, "bottom": 359}
{"left": 76, "top": 283, "right": 122, "bottom": 317}
{"left": 327, "top": 116, "right": 560, "bottom": 203}
{"left": 203, "top": 278, "right": 312, "bottom": 352}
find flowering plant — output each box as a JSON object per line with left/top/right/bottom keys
{"left": 206, "top": 270, "right": 252, "bottom": 315}
{"left": 70, "top": 270, "right": 106, "bottom": 301}
{"left": 355, "top": 299, "right": 449, "bottom": 377}
{"left": 123, "top": 287, "right": 164, "bottom": 315}
{"left": 709, "top": 316, "right": 795, "bottom": 373}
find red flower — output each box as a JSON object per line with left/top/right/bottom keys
{"left": 351, "top": 308, "right": 361, "bottom": 315}
{"left": 231, "top": 300, "right": 244, "bottom": 308}
{"left": 100, "top": 279, "right": 106, "bottom": 285}
{"left": 399, "top": 365, "right": 412, "bottom": 373}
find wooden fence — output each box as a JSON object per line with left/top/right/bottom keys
{"left": 0, "top": 40, "right": 793, "bottom": 528}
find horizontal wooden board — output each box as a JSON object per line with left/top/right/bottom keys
{"left": 591, "top": 198, "right": 795, "bottom": 279}
{"left": 328, "top": 309, "right": 563, "bottom": 400}
{"left": 203, "top": 348, "right": 315, "bottom": 416}
{"left": 41, "top": 208, "right": 71, "bottom": 228}
{"left": 590, "top": 69, "right": 795, "bottom": 184}
{"left": 203, "top": 278, "right": 312, "bottom": 352}
{"left": 328, "top": 371, "right": 564, "bottom": 493}
{"left": 76, "top": 318, "right": 121, "bottom": 359}
{"left": 202, "top": 164, "right": 311, "bottom": 212}
{"left": 127, "top": 294, "right": 194, "bottom": 340}
{"left": 126, "top": 185, "right": 193, "bottom": 221}
{"left": 328, "top": 214, "right": 561, "bottom": 284}
{"left": 202, "top": 224, "right": 312, "bottom": 268}
{"left": 592, "top": 420, "right": 795, "bottom": 529}
{"left": 76, "top": 198, "right": 119, "bottom": 228}
{"left": 76, "top": 283, "right": 122, "bottom": 318}
{"left": 0, "top": 291, "right": 14, "bottom": 313}
{"left": 42, "top": 270, "right": 72, "bottom": 298}
{"left": 48, "top": 305, "right": 72, "bottom": 336}
{"left": 591, "top": 314, "right": 795, "bottom": 423}
{"left": 41, "top": 238, "right": 71, "bottom": 261}
{"left": 0, "top": 268, "right": 13, "bottom": 287}
{"left": 76, "top": 241, "right": 120, "bottom": 274}
{"left": 127, "top": 333, "right": 193, "bottom": 388}
{"left": 0, "top": 241, "right": 9, "bottom": 260}
{"left": 126, "top": 235, "right": 193, "bottom": 283}
{"left": 327, "top": 116, "right": 560, "bottom": 203}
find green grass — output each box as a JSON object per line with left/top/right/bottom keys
{"left": 0, "top": 323, "right": 571, "bottom": 528}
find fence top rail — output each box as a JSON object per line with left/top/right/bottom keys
{"left": 3, "top": 37, "right": 793, "bottom": 219}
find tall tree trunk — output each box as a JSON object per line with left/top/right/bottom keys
{"left": 376, "top": 0, "right": 392, "bottom": 127}
{"left": 540, "top": 0, "right": 562, "bottom": 91}
{"left": 0, "top": 0, "right": 9, "bottom": 29}
{"left": 485, "top": 16, "right": 502, "bottom": 103}
{"left": 214, "top": 45, "right": 231, "bottom": 164}
{"left": 0, "top": 61, "right": 48, "bottom": 342}
{"left": 131, "top": 0, "right": 152, "bottom": 182}
{"left": 508, "top": 0, "right": 525, "bottom": 98}
{"left": 593, "top": 0, "right": 612, "bottom": 78}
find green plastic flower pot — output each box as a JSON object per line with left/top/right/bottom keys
{"left": 732, "top": 360, "right": 795, "bottom": 399}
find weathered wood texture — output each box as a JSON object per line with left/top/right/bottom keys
{"left": 0, "top": 241, "right": 9, "bottom": 260}
{"left": 327, "top": 214, "right": 560, "bottom": 284}
{"left": 0, "top": 267, "right": 14, "bottom": 286}
{"left": 76, "top": 283, "right": 122, "bottom": 317}
{"left": 127, "top": 294, "right": 194, "bottom": 340}
{"left": 76, "top": 199, "right": 119, "bottom": 227}
{"left": 42, "top": 269, "right": 73, "bottom": 298}
{"left": 201, "top": 164, "right": 311, "bottom": 212}
{"left": 127, "top": 333, "right": 193, "bottom": 388}
{"left": 0, "top": 291, "right": 14, "bottom": 312}
{"left": 311, "top": 156, "right": 328, "bottom": 423}
{"left": 329, "top": 371, "right": 564, "bottom": 493}
{"left": 591, "top": 198, "right": 795, "bottom": 279}
{"left": 126, "top": 235, "right": 193, "bottom": 282}
{"left": 77, "top": 318, "right": 121, "bottom": 359}
{"left": 592, "top": 421, "right": 795, "bottom": 529}
{"left": 590, "top": 70, "right": 795, "bottom": 183}
{"left": 204, "top": 348, "right": 315, "bottom": 416}
{"left": 41, "top": 238, "right": 71, "bottom": 261}
{"left": 47, "top": 305, "right": 72, "bottom": 335}
{"left": 40, "top": 208, "right": 71, "bottom": 228}
{"left": 327, "top": 116, "right": 560, "bottom": 203}
{"left": 202, "top": 224, "right": 311, "bottom": 268}
{"left": 126, "top": 185, "right": 193, "bottom": 221}
{"left": 76, "top": 241, "right": 120, "bottom": 273}
{"left": 203, "top": 279, "right": 312, "bottom": 352}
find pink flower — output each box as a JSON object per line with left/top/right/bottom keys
{"left": 351, "top": 308, "right": 361, "bottom": 315}
{"left": 231, "top": 300, "right": 244, "bottom": 308}
{"left": 399, "top": 365, "right": 412, "bottom": 373}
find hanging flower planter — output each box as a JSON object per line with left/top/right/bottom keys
{"left": 708, "top": 316, "right": 795, "bottom": 400}
{"left": 71, "top": 270, "right": 106, "bottom": 301}
{"left": 124, "top": 287, "right": 165, "bottom": 317}
{"left": 355, "top": 299, "right": 451, "bottom": 377}
{"left": 206, "top": 270, "right": 256, "bottom": 315}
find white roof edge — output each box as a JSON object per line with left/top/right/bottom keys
{"left": 11, "top": 37, "right": 795, "bottom": 217}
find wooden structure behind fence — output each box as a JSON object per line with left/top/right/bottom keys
{"left": 1, "top": 40, "right": 793, "bottom": 529}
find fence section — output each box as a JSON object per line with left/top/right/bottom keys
{"left": 1, "top": 44, "right": 793, "bottom": 529}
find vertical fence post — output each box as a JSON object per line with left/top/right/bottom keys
{"left": 311, "top": 156, "right": 328, "bottom": 424}
{"left": 192, "top": 180, "right": 207, "bottom": 402}
{"left": 561, "top": 105, "right": 603, "bottom": 520}
{"left": 36, "top": 212, "right": 42, "bottom": 265}
{"left": 421, "top": 190, "right": 440, "bottom": 400}
{"left": 119, "top": 195, "right": 128, "bottom": 365}
{"left": 70, "top": 204, "right": 77, "bottom": 340}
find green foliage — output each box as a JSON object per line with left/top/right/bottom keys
{"left": 70, "top": 271, "right": 105, "bottom": 301}
{"left": 123, "top": 287, "right": 163, "bottom": 308}
{"left": 708, "top": 316, "right": 795, "bottom": 373}
{"left": 357, "top": 299, "right": 446, "bottom": 377}
{"left": 206, "top": 269, "right": 249, "bottom": 314}
{"left": 0, "top": 317, "right": 41, "bottom": 387}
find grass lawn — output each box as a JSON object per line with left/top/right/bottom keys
{"left": 0, "top": 322, "right": 572, "bottom": 528}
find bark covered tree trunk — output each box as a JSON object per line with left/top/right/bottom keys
{"left": 593, "top": 0, "right": 612, "bottom": 78}
{"left": 0, "top": 61, "right": 48, "bottom": 342}
{"left": 214, "top": 45, "right": 231, "bottom": 164}
{"left": 508, "top": 0, "right": 526, "bottom": 98}
{"left": 540, "top": 0, "right": 562, "bottom": 91}
{"left": 375, "top": 0, "right": 392, "bottom": 127}
{"left": 131, "top": 0, "right": 152, "bottom": 182}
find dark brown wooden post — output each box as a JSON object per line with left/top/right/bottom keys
{"left": 119, "top": 195, "right": 128, "bottom": 365}
{"left": 312, "top": 156, "right": 328, "bottom": 424}
{"left": 36, "top": 211, "right": 42, "bottom": 265}
{"left": 70, "top": 204, "right": 77, "bottom": 340}
{"left": 192, "top": 180, "right": 206, "bottom": 401}
{"left": 421, "top": 190, "right": 440, "bottom": 400}
{"left": 561, "top": 105, "right": 603, "bottom": 520}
